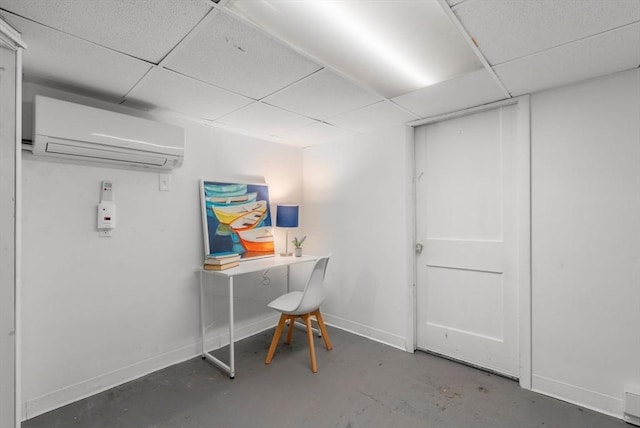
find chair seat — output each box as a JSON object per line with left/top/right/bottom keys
{"left": 268, "top": 291, "right": 305, "bottom": 314}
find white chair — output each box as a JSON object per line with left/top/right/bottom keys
{"left": 264, "top": 255, "right": 333, "bottom": 373}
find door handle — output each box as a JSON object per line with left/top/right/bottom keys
{"left": 415, "top": 243, "right": 424, "bottom": 254}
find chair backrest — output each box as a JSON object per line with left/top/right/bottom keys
{"left": 293, "top": 255, "right": 331, "bottom": 314}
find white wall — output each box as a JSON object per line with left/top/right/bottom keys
{"left": 530, "top": 68, "right": 640, "bottom": 417}
{"left": 302, "top": 126, "right": 415, "bottom": 350}
{"left": 20, "top": 83, "right": 304, "bottom": 419}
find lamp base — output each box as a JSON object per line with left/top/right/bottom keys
{"left": 280, "top": 229, "right": 293, "bottom": 257}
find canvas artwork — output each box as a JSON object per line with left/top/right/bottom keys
{"left": 200, "top": 180, "right": 275, "bottom": 260}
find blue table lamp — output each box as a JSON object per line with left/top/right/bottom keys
{"left": 276, "top": 205, "right": 299, "bottom": 256}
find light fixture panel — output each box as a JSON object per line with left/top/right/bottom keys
{"left": 226, "top": 0, "right": 483, "bottom": 98}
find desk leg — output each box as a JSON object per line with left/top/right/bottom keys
{"left": 200, "top": 271, "right": 206, "bottom": 357}
{"left": 286, "top": 265, "right": 290, "bottom": 292}
{"left": 228, "top": 276, "right": 235, "bottom": 379}
{"left": 200, "top": 273, "right": 235, "bottom": 379}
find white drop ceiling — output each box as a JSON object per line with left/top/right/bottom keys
{"left": 1, "top": 0, "right": 638, "bottom": 147}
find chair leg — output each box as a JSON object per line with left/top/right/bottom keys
{"left": 304, "top": 314, "right": 317, "bottom": 373}
{"left": 265, "top": 314, "right": 288, "bottom": 365}
{"left": 286, "top": 315, "right": 296, "bottom": 345}
{"left": 313, "top": 310, "right": 333, "bottom": 351}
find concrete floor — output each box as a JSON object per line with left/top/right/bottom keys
{"left": 23, "top": 327, "right": 627, "bottom": 428}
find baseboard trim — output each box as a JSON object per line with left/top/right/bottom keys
{"left": 23, "top": 341, "right": 200, "bottom": 421}
{"left": 23, "top": 314, "right": 279, "bottom": 421}
{"left": 532, "top": 374, "right": 624, "bottom": 420}
{"left": 26, "top": 320, "right": 626, "bottom": 424}
{"left": 323, "top": 313, "right": 408, "bottom": 351}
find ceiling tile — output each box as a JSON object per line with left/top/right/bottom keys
{"left": 124, "top": 68, "right": 253, "bottom": 121}
{"left": 328, "top": 101, "right": 419, "bottom": 133}
{"left": 164, "top": 11, "right": 322, "bottom": 99}
{"left": 279, "top": 122, "right": 357, "bottom": 147}
{"left": 263, "top": 69, "right": 382, "bottom": 120}
{"left": 392, "top": 69, "right": 507, "bottom": 119}
{"left": 494, "top": 23, "right": 640, "bottom": 96}
{"left": 0, "top": 0, "right": 211, "bottom": 63}
{"left": 453, "top": 0, "right": 640, "bottom": 65}
{"left": 1, "top": 12, "right": 152, "bottom": 101}
{"left": 215, "top": 102, "right": 316, "bottom": 138}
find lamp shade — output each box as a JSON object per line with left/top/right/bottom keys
{"left": 276, "top": 205, "right": 299, "bottom": 228}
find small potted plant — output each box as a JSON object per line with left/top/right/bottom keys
{"left": 291, "top": 236, "right": 306, "bottom": 257}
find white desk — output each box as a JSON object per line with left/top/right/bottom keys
{"left": 199, "top": 255, "right": 317, "bottom": 378}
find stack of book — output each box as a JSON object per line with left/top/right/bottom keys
{"left": 204, "top": 252, "right": 241, "bottom": 271}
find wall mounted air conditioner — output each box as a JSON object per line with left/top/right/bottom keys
{"left": 31, "top": 96, "right": 184, "bottom": 170}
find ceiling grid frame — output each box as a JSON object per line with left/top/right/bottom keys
{"left": 0, "top": 0, "right": 637, "bottom": 147}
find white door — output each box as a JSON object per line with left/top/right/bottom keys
{"left": 415, "top": 104, "right": 523, "bottom": 378}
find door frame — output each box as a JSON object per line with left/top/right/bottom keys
{"left": 0, "top": 18, "right": 25, "bottom": 427}
{"left": 407, "top": 95, "right": 531, "bottom": 389}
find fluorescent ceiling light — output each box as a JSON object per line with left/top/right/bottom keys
{"left": 305, "top": 1, "right": 434, "bottom": 88}
{"left": 225, "top": 0, "right": 482, "bottom": 98}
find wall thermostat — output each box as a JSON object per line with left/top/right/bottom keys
{"left": 98, "top": 181, "right": 116, "bottom": 237}
{"left": 97, "top": 202, "right": 116, "bottom": 229}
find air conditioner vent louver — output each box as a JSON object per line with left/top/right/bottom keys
{"left": 45, "top": 141, "right": 168, "bottom": 167}
{"left": 32, "top": 96, "right": 184, "bottom": 170}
